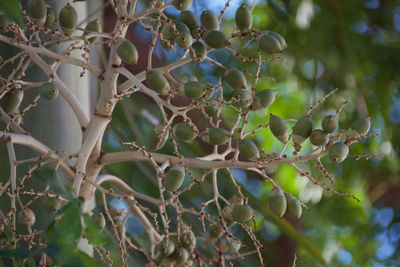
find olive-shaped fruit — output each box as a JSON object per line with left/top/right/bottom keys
{"left": 45, "top": 8, "right": 56, "bottom": 27}
{"left": 238, "top": 139, "right": 259, "bottom": 160}
{"left": 180, "top": 81, "right": 207, "bottom": 99}
{"left": 84, "top": 19, "right": 101, "bottom": 43}
{"left": 284, "top": 194, "right": 302, "bottom": 219}
{"left": 190, "top": 41, "right": 207, "bottom": 62}
{"left": 234, "top": 89, "right": 252, "bottom": 108}
{"left": 268, "top": 187, "right": 287, "bottom": 218}
{"left": 91, "top": 212, "right": 106, "bottom": 229}
{"left": 59, "top": 4, "right": 78, "bottom": 35}
{"left": 204, "top": 30, "right": 229, "bottom": 49}
{"left": 179, "top": 10, "right": 199, "bottom": 32}
{"left": 309, "top": 129, "right": 329, "bottom": 146}
{"left": 268, "top": 31, "right": 287, "bottom": 49}
{"left": 148, "top": 124, "right": 169, "bottom": 151}
{"left": 176, "top": 31, "right": 193, "bottom": 49}
{"left": 42, "top": 197, "right": 60, "bottom": 212}
{"left": 173, "top": 248, "right": 189, "bottom": 264}
{"left": 164, "top": 164, "right": 185, "bottom": 191}
{"left": 160, "top": 24, "right": 177, "bottom": 50}
{"left": 146, "top": 70, "right": 170, "bottom": 95}
{"left": 173, "top": 122, "right": 196, "bottom": 141}
{"left": 40, "top": 82, "right": 58, "bottom": 100}
{"left": 269, "top": 114, "right": 289, "bottom": 143}
{"left": 349, "top": 117, "right": 371, "bottom": 136}
{"left": 229, "top": 195, "right": 244, "bottom": 205}
{"left": 200, "top": 10, "right": 219, "bottom": 30}
{"left": 28, "top": 0, "right": 47, "bottom": 26}
{"left": 220, "top": 238, "right": 241, "bottom": 253}
{"left": 235, "top": 4, "right": 252, "bottom": 32}
{"left": 0, "top": 90, "right": 23, "bottom": 114}
{"left": 328, "top": 141, "right": 349, "bottom": 163}
{"left": 116, "top": 39, "right": 138, "bottom": 65}
{"left": 322, "top": 114, "right": 338, "bottom": 134}
{"left": 19, "top": 208, "right": 35, "bottom": 226}
{"left": 173, "top": 0, "right": 193, "bottom": 11}
{"left": 162, "top": 240, "right": 175, "bottom": 257}
{"left": 222, "top": 206, "right": 235, "bottom": 227}
{"left": 181, "top": 230, "right": 196, "bottom": 251}
{"left": 292, "top": 115, "right": 313, "bottom": 144}
{"left": 231, "top": 204, "right": 253, "bottom": 222}
{"left": 251, "top": 89, "right": 277, "bottom": 110}
{"left": 257, "top": 33, "right": 282, "bottom": 54}
{"left": 225, "top": 68, "right": 246, "bottom": 90}
{"left": 207, "top": 223, "right": 224, "bottom": 241}
{"left": 206, "top": 128, "right": 230, "bottom": 145}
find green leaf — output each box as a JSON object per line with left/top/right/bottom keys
{"left": 0, "top": 0, "right": 24, "bottom": 27}
{"left": 83, "top": 214, "right": 109, "bottom": 246}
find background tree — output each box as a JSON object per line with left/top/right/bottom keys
{"left": 0, "top": 0, "right": 398, "bottom": 266}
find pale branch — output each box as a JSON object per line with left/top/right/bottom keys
{"left": 0, "top": 108, "right": 29, "bottom": 135}
{"left": 6, "top": 141, "right": 17, "bottom": 247}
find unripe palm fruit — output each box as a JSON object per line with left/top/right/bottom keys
{"left": 116, "top": 39, "right": 138, "bottom": 65}
{"left": 224, "top": 68, "right": 246, "bottom": 90}
{"left": 19, "top": 208, "right": 35, "bottom": 226}
{"left": 59, "top": 4, "right": 78, "bottom": 35}
{"left": 239, "top": 139, "right": 259, "bottom": 160}
{"left": 257, "top": 33, "right": 282, "bottom": 54}
{"left": 221, "top": 206, "right": 235, "bottom": 227}
{"left": 28, "top": 0, "right": 47, "bottom": 26}
{"left": 180, "top": 81, "right": 207, "bottom": 99}
{"left": 173, "top": 122, "right": 196, "bottom": 141}
{"left": 163, "top": 240, "right": 175, "bottom": 257}
{"left": 91, "top": 212, "right": 106, "bottom": 229}
{"left": 146, "top": 70, "right": 170, "bottom": 95}
{"left": 269, "top": 114, "right": 289, "bottom": 143}
{"left": 148, "top": 124, "right": 169, "bottom": 151}
{"left": 164, "top": 164, "right": 185, "bottom": 191}
{"left": 229, "top": 194, "right": 244, "bottom": 205}
{"left": 45, "top": 8, "right": 56, "bottom": 27}
{"left": 268, "top": 187, "right": 287, "bottom": 218}
{"left": 42, "top": 197, "right": 60, "bottom": 212}
{"left": 292, "top": 115, "right": 313, "bottom": 144}
{"left": 206, "top": 128, "right": 230, "bottom": 145}
{"left": 200, "top": 10, "right": 219, "bottom": 30}
{"left": 322, "top": 114, "right": 338, "bottom": 134}
{"left": 328, "top": 141, "right": 349, "bottom": 163}
{"left": 40, "top": 82, "right": 58, "bottom": 100}
{"left": 207, "top": 224, "right": 224, "bottom": 241}
{"left": 284, "top": 194, "right": 302, "bottom": 219}
{"left": 179, "top": 10, "right": 199, "bottom": 31}
{"left": 220, "top": 238, "right": 241, "bottom": 253}
{"left": 173, "top": 248, "right": 189, "bottom": 265}
{"left": 235, "top": 4, "right": 252, "bottom": 32}
{"left": 160, "top": 24, "right": 177, "bottom": 50}
{"left": 204, "top": 30, "right": 229, "bottom": 49}
{"left": 0, "top": 90, "right": 23, "bottom": 114}
{"left": 176, "top": 31, "right": 193, "bottom": 49}
{"left": 349, "top": 117, "right": 371, "bottom": 136}
{"left": 173, "top": 0, "right": 193, "bottom": 11}
{"left": 231, "top": 204, "right": 253, "bottom": 222}
{"left": 84, "top": 19, "right": 101, "bottom": 43}
{"left": 268, "top": 31, "right": 287, "bottom": 49}
{"left": 251, "top": 89, "right": 277, "bottom": 110}
{"left": 181, "top": 230, "right": 196, "bottom": 251}
{"left": 309, "top": 129, "right": 329, "bottom": 146}
{"left": 190, "top": 41, "right": 207, "bottom": 62}
{"left": 234, "top": 89, "right": 252, "bottom": 108}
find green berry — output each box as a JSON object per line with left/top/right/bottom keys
{"left": 349, "top": 117, "right": 371, "bottom": 136}
{"left": 162, "top": 240, "right": 175, "bottom": 257}
{"left": 40, "top": 82, "right": 58, "bottom": 100}
{"left": 176, "top": 31, "right": 193, "bottom": 49}
{"left": 164, "top": 164, "right": 185, "bottom": 191}
{"left": 42, "top": 197, "right": 60, "bottom": 212}
{"left": 269, "top": 114, "right": 289, "bottom": 143}
{"left": 91, "top": 212, "right": 106, "bottom": 229}
{"left": 19, "top": 208, "right": 35, "bottom": 226}
{"left": 146, "top": 70, "right": 170, "bottom": 95}
{"left": 225, "top": 68, "right": 246, "bottom": 90}
{"left": 204, "top": 30, "right": 229, "bottom": 49}
{"left": 229, "top": 195, "right": 244, "bottom": 205}
{"left": 235, "top": 4, "right": 252, "bottom": 32}
{"left": 180, "top": 81, "right": 207, "bottom": 99}
{"left": 284, "top": 194, "right": 302, "bottom": 219}
{"left": 309, "top": 129, "right": 329, "bottom": 146}
{"left": 179, "top": 10, "right": 199, "bottom": 32}
{"left": 238, "top": 139, "right": 259, "bottom": 160}
{"left": 231, "top": 204, "right": 253, "bottom": 222}
{"left": 173, "top": 248, "right": 189, "bottom": 264}
{"left": 190, "top": 41, "right": 207, "bottom": 62}
{"left": 206, "top": 128, "right": 230, "bottom": 145}
{"left": 84, "top": 19, "right": 101, "bottom": 43}
{"left": 268, "top": 187, "right": 287, "bottom": 218}
{"left": 59, "top": 4, "right": 78, "bottom": 35}
{"left": 251, "top": 89, "right": 277, "bottom": 110}
{"left": 173, "top": 122, "right": 196, "bottom": 141}
{"left": 234, "top": 89, "right": 252, "bottom": 108}
{"left": 257, "top": 33, "right": 282, "bottom": 54}
{"left": 45, "top": 8, "right": 56, "bottom": 27}
{"left": 0, "top": 90, "right": 23, "bottom": 114}
{"left": 220, "top": 238, "right": 241, "bottom": 253}
{"left": 328, "top": 141, "right": 349, "bottom": 163}
{"left": 268, "top": 31, "right": 287, "bottom": 49}
{"left": 148, "top": 125, "right": 169, "bottom": 151}
{"left": 116, "top": 39, "right": 138, "bottom": 65}
{"left": 322, "top": 114, "right": 338, "bottom": 134}
{"left": 173, "top": 0, "right": 193, "bottom": 11}
{"left": 221, "top": 206, "right": 235, "bottom": 227}
{"left": 181, "top": 230, "right": 196, "bottom": 251}
{"left": 200, "top": 10, "right": 219, "bottom": 30}
{"left": 28, "top": 0, "right": 47, "bottom": 26}
{"left": 292, "top": 115, "right": 313, "bottom": 144}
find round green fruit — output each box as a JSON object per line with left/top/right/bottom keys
{"left": 116, "top": 39, "right": 138, "bottom": 65}
{"left": 292, "top": 115, "right": 313, "bottom": 144}
{"left": 268, "top": 31, "right": 287, "bottom": 49}
{"left": 251, "top": 89, "right": 277, "bottom": 110}
{"left": 148, "top": 124, "right": 169, "bottom": 151}
{"left": 328, "top": 141, "right": 349, "bottom": 163}
{"left": 179, "top": 10, "right": 199, "bottom": 32}
{"left": 268, "top": 187, "right": 287, "bottom": 218}
{"left": 59, "top": 4, "right": 78, "bottom": 35}
{"left": 238, "top": 139, "right": 259, "bottom": 160}
{"left": 349, "top": 117, "right": 371, "bottom": 136}
{"left": 176, "top": 31, "right": 193, "bottom": 49}
{"left": 269, "top": 114, "right": 289, "bottom": 143}
{"left": 190, "top": 41, "right": 207, "bottom": 62}
{"left": 322, "top": 114, "right": 338, "bottom": 134}
{"left": 42, "top": 197, "right": 60, "bottom": 212}
{"left": 256, "top": 33, "right": 282, "bottom": 54}
{"left": 40, "top": 82, "right": 58, "bottom": 100}
{"left": 231, "top": 204, "right": 253, "bottom": 222}
{"left": 220, "top": 238, "right": 241, "bottom": 253}
{"left": 284, "top": 194, "right": 302, "bottom": 219}
{"left": 181, "top": 230, "right": 196, "bottom": 251}
{"left": 173, "top": 248, "right": 189, "bottom": 265}
{"left": 45, "top": 8, "right": 56, "bottom": 27}
{"left": 84, "top": 19, "right": 101, "bottom": 43}
{"left": 221, "top": 206, "right": 235, "bottom": 227}
{"left": 91, "top": 212, "right": 106, "bottom": 229}
{"left": 162, "top": 240, "right": 175, "bottom": 257}
{"left": 309, "top": 129, "right": 329, "bottom": 146}
{"left": 200, "top": 10, "right": 219, "bottom": 30}
{"left": 173, "top": 0, "right": 193, "bottom": 11}
{"left": 234, "top": 89, "right": 252, "bottom": 108}
{"left": 235, "top": 4, "right": 252, "bottom": 32}
{"left": 164, "top": 164, "right": 185, "bottom": 191}
{"left": 206, "top": 128, "right": 230, "bottom": 145}
{"left": 204, "top": 30, "right": 229, "bottom": 49}
{"left": 224, "top": 68, "right": 246, "bottom": 90}
{"left": 181, "top": 81, "right": 207, "bottom": 99}
{"left": 0, "top": 90, "right": 23, "bottom": 114}
{"left": 173, "top": 122, "right": 196, "bottom": 141}
{"left": 146, "top": 70, "right": 170, "bottom": 95}
{"left": 19, "top": 208, "right": 35, "bottom": 226}
{"left": 28, "top": 0, "right": 47, "bottom": 26}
